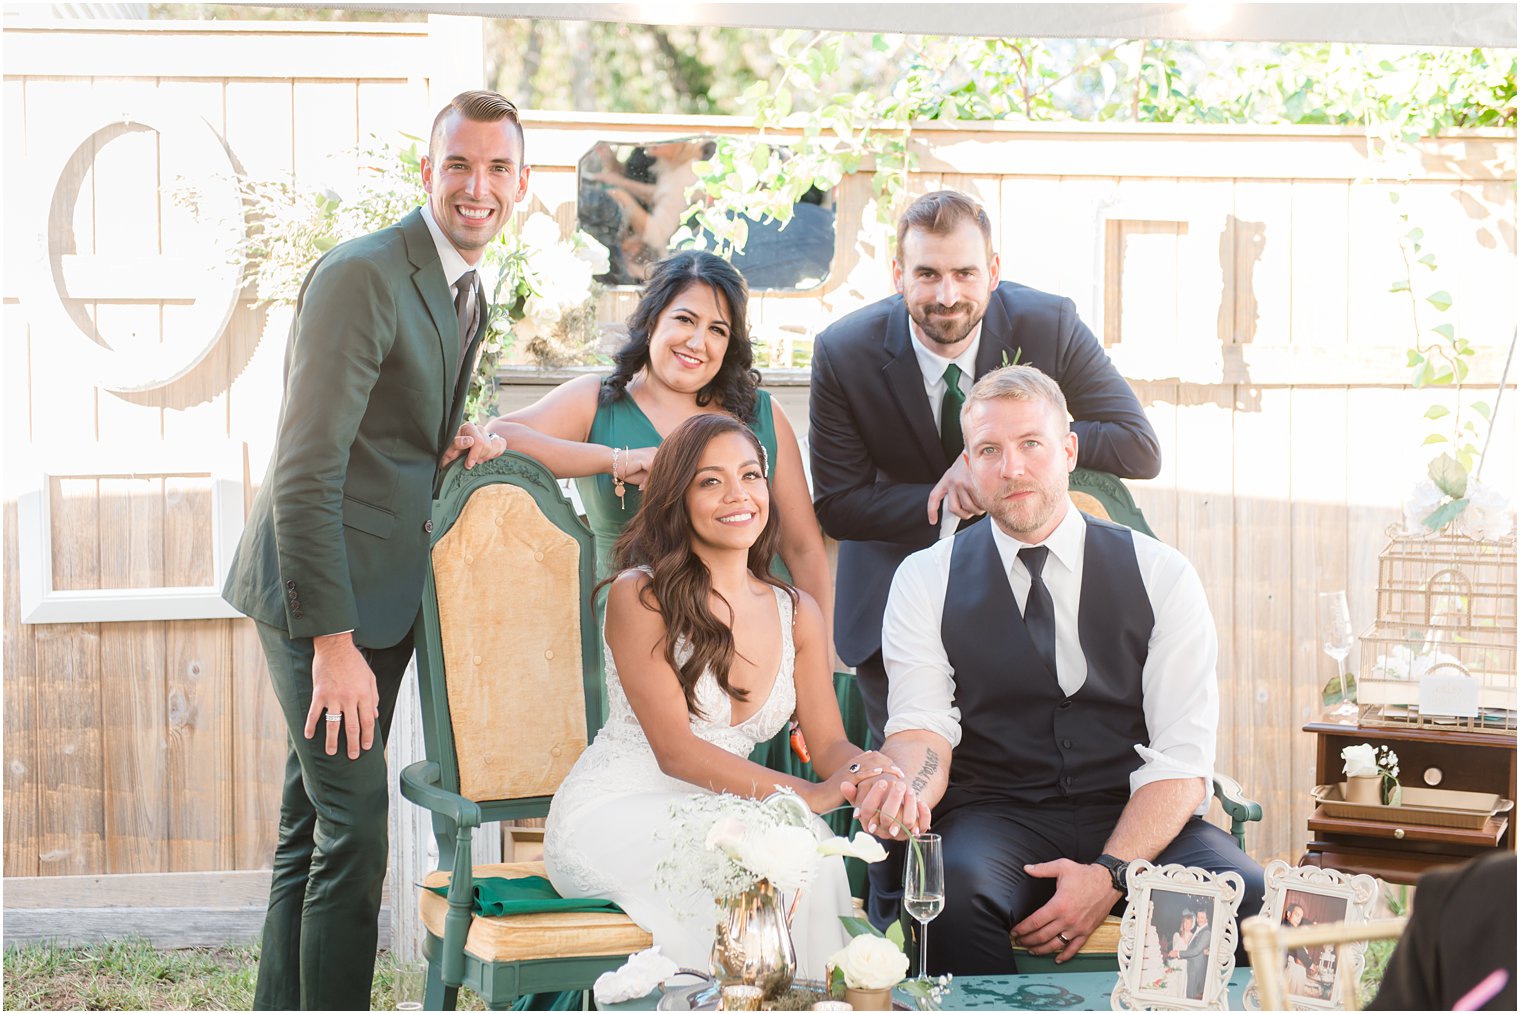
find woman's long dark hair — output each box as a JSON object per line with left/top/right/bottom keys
{"left": 600, "top": 251, "right": 760, "bottom": 423}
{"left": 606, "top": 413, "right": 795, "bottom": 717}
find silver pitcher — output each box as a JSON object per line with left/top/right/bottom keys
{"left": 710, "top": 879, "right": 796, "bottom": 1000}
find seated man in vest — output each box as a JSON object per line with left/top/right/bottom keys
{"left": 844, "top": 364, "right": 1263, "bottom": 975}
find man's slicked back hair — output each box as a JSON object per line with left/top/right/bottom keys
{"left": 896, "top": 189, "right": 994, "bottom": 259}
{"left": 429, "top": 90, "right": 524, "bottom": 162}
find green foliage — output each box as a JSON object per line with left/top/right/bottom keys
{"left": 675, "top": 33, "right": 1512, "bottom": 260}
{"left": 1395, "top": 192, "right": 1489, "bottom": 512}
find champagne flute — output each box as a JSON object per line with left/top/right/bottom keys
{"left": 903, "top": 832, "right": 944, "bottom": 984}
{"left": 1318, "top": 591, "right": 1355, "bottom": 707}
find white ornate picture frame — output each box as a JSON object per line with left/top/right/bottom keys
{"left": 1113, "top": 861, "right": 1245, "bottom": 1011}
{"left": 1243, "top": 861, "right": 1379, "bottom": 1011}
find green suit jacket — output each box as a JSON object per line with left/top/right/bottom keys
{"left": 223, "top": 208, "right": 483, "bottom": 648}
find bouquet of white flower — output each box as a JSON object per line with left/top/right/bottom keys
{"left": 660, "top": 789, "right": 887, "bottom": 901}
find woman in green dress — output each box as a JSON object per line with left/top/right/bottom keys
{"left": 486, "top": 251, "right": 834, "bottom": 650}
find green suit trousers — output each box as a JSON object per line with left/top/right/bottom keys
{"left": 252, "top": 621, "right": 414, "bottom": 1011}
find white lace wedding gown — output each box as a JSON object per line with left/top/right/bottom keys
{"left": 544, "top": 583, "right": 852, "bottom": 979}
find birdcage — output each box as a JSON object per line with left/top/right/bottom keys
{"left": 1357, "top": 526, "right": 1516, "bottom": 734}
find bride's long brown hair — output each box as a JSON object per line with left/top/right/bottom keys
{"left": 607, "top": 413, "right": 796, "bottom": 717}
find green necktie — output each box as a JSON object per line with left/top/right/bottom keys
{"left": 940, "top": 362, "right": 966, "bottom": 466}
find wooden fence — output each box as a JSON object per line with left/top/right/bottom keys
{"left": 3, "top": 17, "right": 1515, "bottom": 934}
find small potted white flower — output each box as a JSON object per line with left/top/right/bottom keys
{"left": 828, "top": 931, "right": 910, "bottom": 1010}
{"left": 1340, "top": 743, "right": 1402, "bottom": 806}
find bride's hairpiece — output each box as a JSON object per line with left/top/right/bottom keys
{"left": 760, "top": 444, "right": 769, "bottom": 479}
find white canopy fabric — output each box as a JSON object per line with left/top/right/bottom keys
{"left": 290, "top": 3, "right": 1516, "bottom": 48}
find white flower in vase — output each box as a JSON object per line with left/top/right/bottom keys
{"left": 830, "top": 933, "right": 910, "bottom": 991}
{"left": 1340, "top": 743, "right": 1379, "bottom": 778}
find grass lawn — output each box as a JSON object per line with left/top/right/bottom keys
{"left": 1, "top": 941, "right": 486, "bottom": 1011}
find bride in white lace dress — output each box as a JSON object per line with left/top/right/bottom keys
{"left": 545, "top": 414, "right": 903, "bottom": 978}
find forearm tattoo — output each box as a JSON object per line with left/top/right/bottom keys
{"left": 911, "top": 748, "right": 940, "bottom": 794}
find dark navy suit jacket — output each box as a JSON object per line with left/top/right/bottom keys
{"left": 809, "top": 280, "right": 1161, "bottom": 667}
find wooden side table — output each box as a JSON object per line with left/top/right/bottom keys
{"left": 1301, "top": 715, "right": 1516, "bottom": 885}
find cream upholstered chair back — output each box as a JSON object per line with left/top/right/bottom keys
{"left": 429, "top": 482, "right": 591, "bottom": 804}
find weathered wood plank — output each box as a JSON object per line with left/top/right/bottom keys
{"left": 1127, "top": 381, "right": 1178, "bottom": 546}
{"left": 1288, "top": 181, "right": 1350, "bottom": 348}
{"left": 997, "top": 176, "right": 1064, "bottom": 297}
{"left": 1287, "top": 386, "right": 1350, "bottom": 862}
{"left": 165, "top": 620, "right": 233, "bottom": 872}
{"left": 231, "top": 620, "right": 283, "bottom": 872}
{"left": 1109, "top": 176, "right": 1181, "bottom": 352}
{"left": 3, "top": 905, "right": 390, "bottom": 950}
{"left": 98, "top": 475, "right": 169, "bottom": 874}
{"left": 4, "top": 501, "right": 41, "bottom": 878}
{"left": 1170, "top": 386, "right": 1236, "bottom": 834}
{"left": 33, "top": 622, "right": 105, "bottom": 876}
{"left": 1231, "top": 180, "right": 1293, "bottom": 347}
{"left": 4, "top": 868, "right": 274, "bottom": 909}
{"left": 1232, "top": 386, "right": 1295, "bottom": 863}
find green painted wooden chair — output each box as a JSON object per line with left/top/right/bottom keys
{"left": 1004, "top": 469, "right": 1264, "bottom": 973}
{"left": 400, "top": 452, "right": 651, "bottom": 1010}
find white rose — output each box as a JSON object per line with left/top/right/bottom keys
{"left": 520, "top": 212, "right": 564, "bottom": 251}
{"left": 738, "top": 824, "right": 820, "bottom": 891}
{"left": 705, "top": 817, "right": 748, "bottom": 860}
{"left": 1341, "top": 743, "right": 1378, "bottom": 778}
{"left": 575, "top": 234, "right": 612, "bottom": 275}
{"left": 1403, "top": 479, "right": 1445, "bottom": 534}
{"left": 1460, "top": 478, "right": 1514, "bottom": 541}
{"left": 818, "top": 832, "right": 889, "bottom": 864}
{"left": 830, "top": 933, "right": 909, "bottom": 990}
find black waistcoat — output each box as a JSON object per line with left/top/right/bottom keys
{"left": 937, "top": 514, "right": 1154, "bottom": 816}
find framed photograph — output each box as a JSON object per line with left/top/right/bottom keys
{"left": 1243, "top": 861, "right": 1379, "bottom": 1011}
{"left": 1113, "top": 861, "right": 1246, "bottom": 1011}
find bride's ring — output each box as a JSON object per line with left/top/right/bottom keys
{"left": 1057, "top": 933, "right": 1071, "bottom": 944}
{"left": 848, "top": 762, "right": 861, "bottom": 773}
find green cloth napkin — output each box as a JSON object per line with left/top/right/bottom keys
{"left": 423, "top": 875, "right": 623, "bottom": 918}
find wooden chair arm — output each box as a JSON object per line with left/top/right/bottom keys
{"left": 1212, "top": 773, "right": 1263, "bottom": 851}
{"left": 399, "top": 760, "right": 483, "bottom": 830}
{"left": 400, "top": 760, "right": 479, "bottom": 987}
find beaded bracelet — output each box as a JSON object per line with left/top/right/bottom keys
{"left": 611, "top": 446, "right": 628, "bottom": 508}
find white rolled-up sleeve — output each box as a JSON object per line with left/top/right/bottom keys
{"left": 1131, "top": 541, "right": 1218, "bottom": 812}
{"left": 880, "top": 543, "right": 962, "bottom": 747}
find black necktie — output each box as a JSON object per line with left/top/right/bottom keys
{"left": 1018, "top": 545, "right": 1058, "bottom": 679}
{"left": 940, "top": 362, "right": 965, "bottom": 466}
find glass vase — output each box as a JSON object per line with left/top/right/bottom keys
{"left": 710, "top": 878, "right": 796, "bottom": 1000}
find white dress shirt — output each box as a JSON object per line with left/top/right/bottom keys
{"left": 881, "top": 504, "right": 1219, "bottom": 807}
{"left": 420, "top": 202, "right": 481, "bottom": 327}
{"left": 907, "top": 320, "right": 981, "bottom": 540}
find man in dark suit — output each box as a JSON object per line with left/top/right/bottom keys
{"left": 223, "top": 91, "right": 528, "bottom": 1010}
{"left": 809, "top": 191, "right": 1160, "bottom": 927}
{"left": 1181, "top": 907, "right": 1213, "bottom": 999}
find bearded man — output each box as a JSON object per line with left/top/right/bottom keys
{"left": 847, "top": 366, "right": 1262, "bottom": 975}
{"left": 808, "top": 189, "right": 1161, "bottom": 928}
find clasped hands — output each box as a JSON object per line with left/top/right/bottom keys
{"left": 837, "top": 766, "right": 932, "bottom": 840}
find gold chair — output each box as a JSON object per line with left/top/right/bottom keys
{"left": 1242, "top": 913, "right": 1407, "bottom": 1011}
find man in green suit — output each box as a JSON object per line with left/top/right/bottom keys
{"left": 223, "top": 90, "right": 530, "bottom": 1010}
